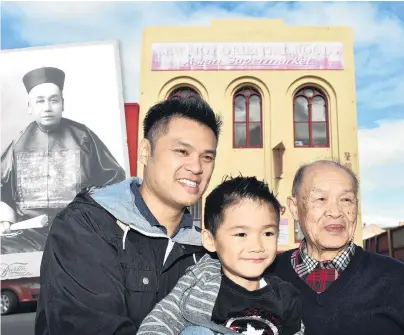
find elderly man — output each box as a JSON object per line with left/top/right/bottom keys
{"left": 269, "top": 160, "right": 404, "bottom": 335}
{"left": 1, "top": 66, "right": 126, "bottom": 253}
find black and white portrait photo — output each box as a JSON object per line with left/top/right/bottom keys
{"left": 0, "top": 41, "right": 130, "bottom": 276}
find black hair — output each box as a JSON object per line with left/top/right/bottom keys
{"left": 291, "top": 159, "right": 359, "bottom": 197}
{"left": 143, "top": 97, "right": 222, "bottom": 149}
{"left": 204, "top": 175, "right": 281, "bottom": 236}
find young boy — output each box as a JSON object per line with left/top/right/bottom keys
{"left": 137, "top": 176, "right": 304, "bottom": 335}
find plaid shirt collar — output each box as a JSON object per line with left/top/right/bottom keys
{"left": 292, "top": 239, "right": 356, "bottom": 278}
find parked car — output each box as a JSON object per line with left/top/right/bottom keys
{"left": 1, "top": 277, "right": 40, "bottom": 315}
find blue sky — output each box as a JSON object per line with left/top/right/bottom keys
{"left": 1, "top": 1, "right": 404, "bottom": 227}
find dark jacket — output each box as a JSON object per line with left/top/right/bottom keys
{"left": 35, "top": 177, "right": 205, "bottom": 335}
{"left": 269, "top": 246, "right": 404, "bottom": 335}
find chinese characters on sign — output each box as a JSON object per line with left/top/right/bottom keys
{"left": 151, "top": 42, "right": 344, "bottom": 71}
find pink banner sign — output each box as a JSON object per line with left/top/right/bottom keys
{"left": 151, "top": 42, "right": 344, "bottom": 71}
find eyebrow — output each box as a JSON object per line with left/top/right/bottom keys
{"left": 229, "top": 224, "right": 279, "bottom": 230}
{"left": 34, "top": 94, "right": 60, "bottom": 99}
{"left": 175, "top": 140, "right": 217, "bottom": 156}
{"left": 310, "top": 188, "right": 355, "bottom": 193}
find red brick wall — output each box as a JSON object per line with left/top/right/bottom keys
{"left": 124, "top": 103, "right": 140, "bottom": 176}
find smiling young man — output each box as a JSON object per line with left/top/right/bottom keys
{"left": 35, "top": 97, "right": 222, "bottom": 335}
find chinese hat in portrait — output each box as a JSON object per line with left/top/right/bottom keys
{"left": 22, "top": 66, "right": 65, "bottom": 93}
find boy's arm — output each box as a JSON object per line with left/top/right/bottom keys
{"left": 137, "top": 269, "right": 196, "bottom": 335}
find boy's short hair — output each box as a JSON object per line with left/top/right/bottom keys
{"left": 143, "top": 97, "right": 223, "bottom": 150}
{"left": 204, "top": 176, "right": 281, "bottom": 236}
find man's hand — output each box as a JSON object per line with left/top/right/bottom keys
{"left": 0, "top": 221, "right": 11, "bottom": 234}
{"left": 0, "top": 201, "right": 16, "bottom": 234}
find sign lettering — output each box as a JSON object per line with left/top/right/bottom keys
{"left": 151, "top": 42, "right": 344, "bottom": 71}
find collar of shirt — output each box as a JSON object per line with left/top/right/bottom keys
{"left": 291, "top": 239, "right": 356, "bottom": 278}
{"left": 130, "top": 181, "right": 194, "bottom": 236}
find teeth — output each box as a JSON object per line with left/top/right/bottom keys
{"left": 179, "top": 179, "right": 197, "bottom": 188}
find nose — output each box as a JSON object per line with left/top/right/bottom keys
{"left": 185, "top": 156, "right": 203, "bottom": 175}
{"left": 248, "top": 235, "right": 265, "bottom": 253}
{"left": 325, "top": 199, "right": 343, "bottom": 219}
{"left": 42, "top": 101, "right": 51, "bottom": 113}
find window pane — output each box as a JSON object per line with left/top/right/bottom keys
{"left": 248, "top": 95, "right": 261, "bottom": 122}
{"left": 181, "top": 89, "right": 189, "bottom": 98}
{"left": 294, "top": 220, "right": 305, "bottom": 242}
{"left": 170, "top": 87, "right": 199, "bottom": 100}
{"left": 249, "top": 123, "right": 261, "bottom": 147}
{"left": 294, "top": 123, "right": 309, "bottom": 146}
{"left": 312, "top": 96, "right": 326, "bottom": 122}
{"left": 188, "top": 200, "right": 201, "bottom": 219}
{"left": 312, "top": 123, "right": 327, "bottom": 146}
{"left": 234, "top": 123, "right": 246, "bottom": 147}
{"left": 305, "top": 89, "right": 314, "bottom": 98}
{"left": 294, "top": 97, "right": 308, "bottom": 121}
{"left": 234, "top": 95, "right": 246, "bottom": 122}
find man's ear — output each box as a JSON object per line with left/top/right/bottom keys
{"left": 287, "top": 196, "right": 299, "bottom": 222}
{"left": 138, "top": 138, "right": 151, "bottom": 166}
{"left": 201, "top": 229, "right": 216, "bottom": 253}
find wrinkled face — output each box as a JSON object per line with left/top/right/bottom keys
{"left": 288, "top": 164, "right": 358, "bottom": 253}
{"left": 28, "top": 83, "right": 63, "bottom": 129}
{"left": 140, "top": 117, "right": 217, "bottom": 209}
{"left": 203, "top": 199, "right": 279, "bottom": 289}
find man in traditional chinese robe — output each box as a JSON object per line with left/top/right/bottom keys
{"left": 0, "top": 66, "right": 126, "bottom": 253}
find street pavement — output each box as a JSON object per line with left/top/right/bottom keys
{"left": 1, "top": 303, "right": 36, "bottom": 335}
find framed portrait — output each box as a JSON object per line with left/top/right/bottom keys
{"left": 0, "top": 41, "right": 130, "bottom": 279}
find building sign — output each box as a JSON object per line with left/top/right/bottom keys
{"left": 151, "top": 42, "right": 344, "bottom": 71}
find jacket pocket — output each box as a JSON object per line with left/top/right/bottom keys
{"left": 124, "top": 267, "right": 159, "bottom": 327}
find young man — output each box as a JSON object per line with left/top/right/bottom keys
{"left": 138, "top": 176, "right": 303, "bottom": 335}
{"left": 35, "top": 97, "right": 222, "bottom": 334}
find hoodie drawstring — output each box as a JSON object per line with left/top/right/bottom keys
{"left": 122, "top": 224, "right": 130, "bottom": 250}
{"left": 116, "top": 220, "right": 130, "bottom": 250}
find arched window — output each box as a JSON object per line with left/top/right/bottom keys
{"left": 233, "top": 87, "right": 262, "bottom": 148}
{"left": 293, "top": 87, "right": 329, "bottom": 147}
{"left": 169, "top": 86, "right": 200, "bottom": 100}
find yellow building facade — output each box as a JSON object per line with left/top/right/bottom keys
{"left": 137, "top": 19, "right": 362, "bottom": 250}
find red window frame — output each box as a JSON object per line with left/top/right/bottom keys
{"left": 293, "top": 87, "right": 330, "bottom": 148}
{"left": 233, "top": 87, "right": 263, "bottom": 149}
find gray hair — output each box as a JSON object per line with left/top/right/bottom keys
{"left": 291, "top": 160, "right": 359, "bottom": 197}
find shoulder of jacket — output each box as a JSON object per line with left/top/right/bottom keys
{"left": 188, "top": 253, "right": 222, "bottom": 279}
{"left": 57, "top": 195, "right": 118, "bottom": 237}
